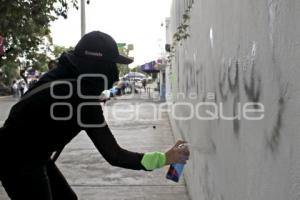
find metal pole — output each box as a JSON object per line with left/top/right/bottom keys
{"left": 81, "top": 0, "right": 86, "bottom": 37}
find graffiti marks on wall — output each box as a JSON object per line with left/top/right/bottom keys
{"left": 265, "top": 83, "right": 288, "bottom": 153}
{"left": 243, "top": 60, "right": 261, "bottom": 106}
{"left": 231, "top": 61, "right": 241, "bottom": 136}
{"left": 181, "top": 60, "right": 206, "bottom": 101}
{"left": 218, "top": 61, "right": 229, "bottom": 102}
{"left": 217, "top": 59, "right": 242, "bottom": 136}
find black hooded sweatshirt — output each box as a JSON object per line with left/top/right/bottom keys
{"left": 0, "top": 53, "right": 145, "bottom": 170}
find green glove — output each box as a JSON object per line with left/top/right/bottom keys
{"left": 141, "top": 152, "right": 166, "bottom": 170}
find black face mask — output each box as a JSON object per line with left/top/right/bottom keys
{"left": 68, "top": 56, "right": 119, "bottom": 96}
{"left": 46, "top": 53, "right": 119, "bottom": 97}
{"left": 78, "top": 62, "right": 119, "bottom": 96}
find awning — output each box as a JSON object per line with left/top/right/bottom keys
{"left": 140, "top": 61, "right": 160, "bottom": 73}
{"left": 124, "top": 72, "right": 145, "bottom": 79}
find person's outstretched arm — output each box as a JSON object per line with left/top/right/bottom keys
{"left": 87, "top": 126, "right": 190, "bottom": 171}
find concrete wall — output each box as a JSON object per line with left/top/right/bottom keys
{"left": 166, "top": 0, "right": 300, "bottom": 200}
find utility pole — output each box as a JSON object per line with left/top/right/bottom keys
{"left": 81, "top": 0, "right": 86, "bottom": 37}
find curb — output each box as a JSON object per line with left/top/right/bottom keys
{"left": 0, "top": 95, "right": 11, "bottom": 98}
{"left": 0, "top": 95, "right": 14, "bottom": 100}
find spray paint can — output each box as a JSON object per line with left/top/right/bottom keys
{"left": 166, "top": 143, "right": 188, "bottom": 182}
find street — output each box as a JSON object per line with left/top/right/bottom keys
{"left": 0, "top": 95, "right": 190, "bottom": 200}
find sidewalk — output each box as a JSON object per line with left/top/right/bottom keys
{"left": 0, "top": 94, "right": 190, "bottom": 200}
{"left": 0, "top": 96, "right": 17, "bottom": 127}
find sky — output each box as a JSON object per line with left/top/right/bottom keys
{"left": 50, "top": 0, "right": 172, "bottom": 67}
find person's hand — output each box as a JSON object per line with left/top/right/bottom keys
{"left": 165, "top": 140, "right": 190, "bottom": 165}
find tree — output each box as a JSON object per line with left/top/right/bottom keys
{"left": 0, "top": 0, "right": 89, "bottom": 84}
{"left": 117, "top": 43, "right": 134, "bottom": 77}
{"left": 0, "top": 60, "right": 18, "bottom": 85}
{"left": 52, "top": 45, "right": 74, "bottom": 58}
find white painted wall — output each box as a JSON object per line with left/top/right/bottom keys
{"left": 166, "top": 0, "right": 300, "bottom": 199}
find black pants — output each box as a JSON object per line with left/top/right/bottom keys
{"left": 0, "top": 160, "right": 77, "bottom": 200}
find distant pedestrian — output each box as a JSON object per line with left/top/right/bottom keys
{"left": 142, "top": 78, "right": 147, "bottom": 92}
{"left": 11, "top": 80, "right": 18, "bottom": 98}
{"left": 0, "top": 31, "right": 189, "bottom": 200}
{"left": 124, "top": 79, "right": 130, "bottom": 93}
{"left": 17, "top": 80, "right": 25, "bottom": 97}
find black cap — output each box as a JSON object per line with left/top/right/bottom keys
{"left": 66, "top": 31, "right": 133, "bottom": 66}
